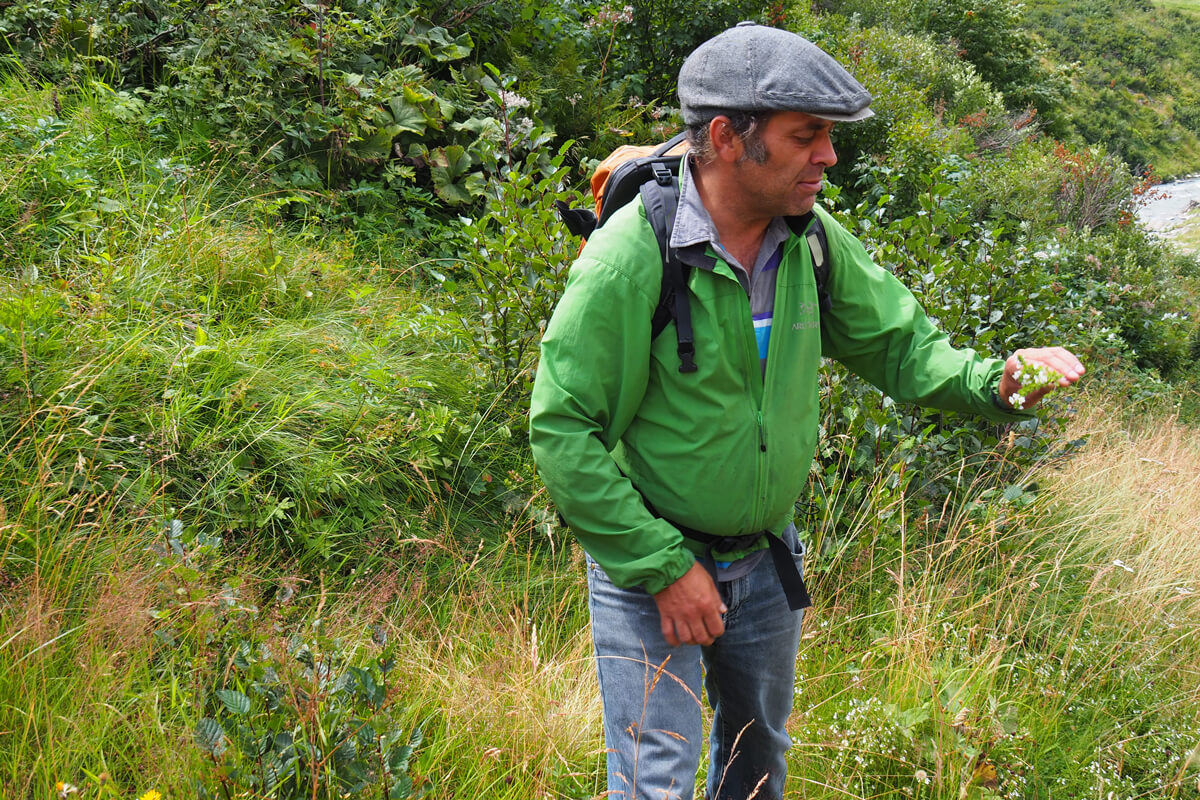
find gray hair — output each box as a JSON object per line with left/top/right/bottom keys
{"left": 686, "top": 110, "right": 773, "bottom": 165}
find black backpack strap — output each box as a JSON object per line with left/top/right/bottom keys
{"left": 652, "top": 130, "right": 689, "bottom": 156}
{"left": 785, "top": 212, "right": 833, "bottom": 314}
{"left": 641, "top": 164, "right": 697, "bottom": 373}
{"left": 805, "top": 214, "right": 833, "bottom": 314}
{"left": 554, "top": 200, "right": 597, "bottom": 239}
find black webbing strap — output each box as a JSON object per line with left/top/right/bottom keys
{"left": 641, "top": 169, "right": 697, "bottom": 373}
{"left": 671, "top": 522, "right": 812, "bottom": 612}
{"left": 555, "top": 199, "right": 597, "bottom": 239}
{"left": 623, "top": 471, "right": 811, "bottom": 611}
{"left": 784, "top": 211, "right": 832, "bottom": 314}
{"left": 805, "top": 215, "right": 833, "bottom": 314}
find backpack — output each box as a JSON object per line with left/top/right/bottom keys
{"left": 555, "top": 132, "right": 834, "bottom": 374}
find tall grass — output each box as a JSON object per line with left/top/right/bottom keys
{"left": 0, "top": 74, "right": 508, "bottom": 574}
{"left": 791, "top": 395, "right": 1200, "bottom": 799}
{"left": 0, "top": 75, "right": 574, "bottom": 798}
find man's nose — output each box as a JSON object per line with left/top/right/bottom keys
{"left": 814, "top": 131, "right": 838, "bottom": 168}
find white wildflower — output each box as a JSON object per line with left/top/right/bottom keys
{"left": 1008, "top": 392, "right": 1026, "bottom": 409}
{"left": 497, "top": 89, "right": 530, "bottom": 110}
{"left": 586, "top": 3, "right": 633, "bottom": 27}
{"left": 513, "top": 117, "right": 534, "bottom": 138}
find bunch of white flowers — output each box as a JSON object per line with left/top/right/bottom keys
{"left": 1007, "top": 355, "right": 1061, "bottom": 410}
{"left": 497, "top": 89, "right": 530, "bottom": 110}
{"left": 585, "top": 3, "right": 634, "bottom": 28}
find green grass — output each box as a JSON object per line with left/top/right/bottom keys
{"left": 7, "top": 400, "right": 1199, "bottom": 799}
{"left": 1155, "top": 0, "right": 1200, "bottom": 13}
{"left": 0, "top": 75, "right": 559, "bottom": 798}
{"left": 788, "top": 409, "right": 1200, "bottom": 798}
{"left": 0, "top": 74, "right": 523, "bottom": 575}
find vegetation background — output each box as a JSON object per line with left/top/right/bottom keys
{"left": 1, "top": 0, "right": 1198, "bottom": 798}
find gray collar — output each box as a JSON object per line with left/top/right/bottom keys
{"left": 670, "top": 156, "right": 790, "bottom": 275}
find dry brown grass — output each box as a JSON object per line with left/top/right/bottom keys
{"left": 383, "top": 580, "right": 602, "bottom": 790}
{"left": 1043, "top": 403, "right": 1200, "bottom": 621}
{"left": 0, "top": 574, "right": 65, "bottom": 659}
{"left": 81, "top": 565, "right": 156, "bottom": 652}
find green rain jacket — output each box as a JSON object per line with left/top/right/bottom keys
{"left": 529, "top": 198, "right": 1027, "bottom": 595}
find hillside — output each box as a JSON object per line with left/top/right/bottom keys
{"left": 1027, "top": 0, "right": 1200, "bottom": 178}
{"left": 2, "top": 1, "right": 1200, "bottom": 797}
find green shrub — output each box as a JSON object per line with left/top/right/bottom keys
{"left": 790, "top": 18, "right": 1003, "bottom": 205}
{"left": 608, "top": 0, "right": 768, "bottom": 102}
{"left": 193, "top": 637, "right": 429, "bottom": 799}
{"left": 0, "top": 80, "right": 519, "bottom": 570}
{"left": 0, "top": 0, "right": 566, "bottom": 222}
{"left": 452, "top": 142, "right": 579, "bottom": 401}
{"left": 917, "top": 0, "right": 1071, "bottom": 133}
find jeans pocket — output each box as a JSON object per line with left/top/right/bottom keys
{"left": 585, "top": 553, "right": 615, "bottom": 586}
{"left": 783, "top": 522, "right": 806, "bottom": 576}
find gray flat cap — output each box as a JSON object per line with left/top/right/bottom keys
{"left": 679, "top": 22, "right": 873, "bottom": 124}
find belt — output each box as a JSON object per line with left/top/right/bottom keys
{"left": 670, "top": 522, "right": 812, "bottom": 611}
{"left": 619, "top": 469, "right": 812, "bottom": 611}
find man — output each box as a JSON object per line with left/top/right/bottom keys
{"left": 529, "top": 22, "right": 1084, "bottom": 800}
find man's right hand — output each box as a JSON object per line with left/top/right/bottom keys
{"left": 652, "top": 562, "right": 728, "bottom": 647}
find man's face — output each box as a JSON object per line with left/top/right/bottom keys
{"left": 732, "top": 111, "right": 838, "bottom": 218}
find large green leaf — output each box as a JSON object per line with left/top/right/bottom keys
{"left": 402, "top": 84, "right": 435, "bottom": 109}
{"left": 432, "top": 178, "right": 471, "bottom": 206}
{"left": 195, "top": 717, "right": 227, "bottom": 756}
{"left": 430, "top": 145, "right": 482, "bottom": 205}
{"left": 429, "top": 146, "right": 471, "bottom": 180}
{"left": 453, "top": 117, "right": 502, "bottom": 140}
{"left": 216, "top": 688, "right": 252, "bottom": 716}
{"left": 349, "top": 127, "right": 397, "bottom": 160}
{"left": 260, "top": 753, "right": 285, "bottom": 792}
{"left": 386, "top": 97, "right": 427, "bottom": 134}
{"left": 402, "top": 26, "right": 473, "bottom": 62}
{"left": 389, "top": 775, "right": 414, "bottom": 799}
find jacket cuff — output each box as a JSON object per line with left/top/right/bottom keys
{"left": 639, "top": 546, "right": 699, "bottom": 595}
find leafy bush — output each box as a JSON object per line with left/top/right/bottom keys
{"left": 194, "top": 639, "right": 429, "bottom": 799}
{"left": 452, "top": 142, "right": 579, "bottom": 400}
{"left": 0, "top": 80, "right": 523, "bottom": 571}
{"left": 607, "top": 0, "right": 768, "bottom": 102}
{"left": 917, "top": 0, "right": 1071, "bottom": 133}
{"left": 787, "top": 16, "right": 1003, "bottom": 206}
{"left": 0, "top": 0, "right": 563, "bottom": 223}
{"left": 805, "top": 141, "right": 1197, "bottom": 553}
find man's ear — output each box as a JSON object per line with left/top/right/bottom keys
{"left": 707, "top": 115, "right": 743, "bottom": 163}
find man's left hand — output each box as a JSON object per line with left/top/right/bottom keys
{"left": 998, "top": 347, "right": 1085, "bottom": 410}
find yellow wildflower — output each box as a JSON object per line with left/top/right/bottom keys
{"left": 139, "top": 791, "right": 163, "bottom": 800}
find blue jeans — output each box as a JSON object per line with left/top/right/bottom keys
{"left": 586, "top": 524, "right": 806, "bottom": 800}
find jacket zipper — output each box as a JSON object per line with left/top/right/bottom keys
{"left": 737, "top": 273, "right": 768, "bottom": 532}
{"left": 751, "top": 233, "right": 806, "bottom": 531}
